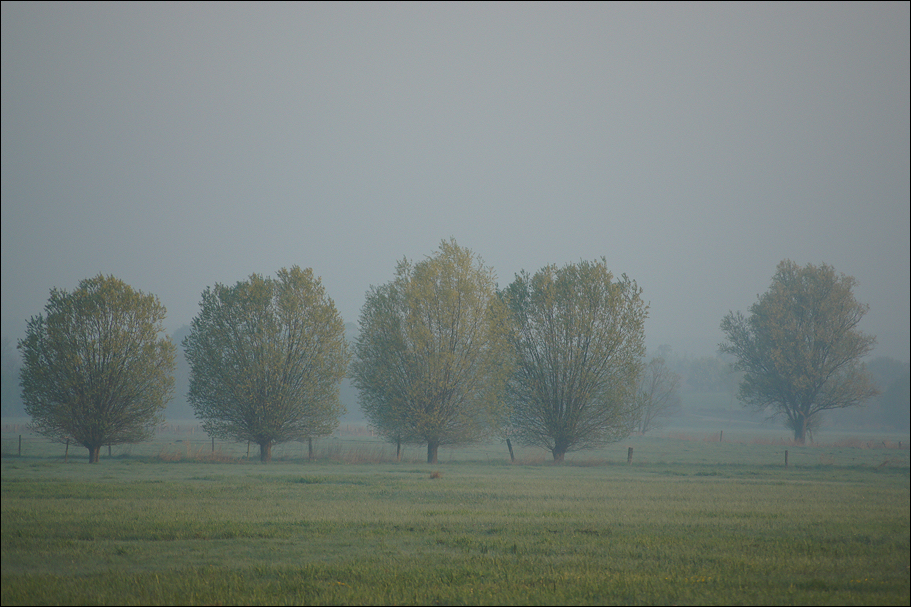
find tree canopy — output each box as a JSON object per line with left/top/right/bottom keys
{"left": 502, "top": 259, "right": 647, "bottom": 462}
{"left": 720, "top": 260, "right": 879, "bottom": 443}
{"left": 184, "top": 266, "right": 349, "bottom": 461}
{"left": 351, "top": 239, "right": 513, "bottom": 463}
{"left": 18, "top": 274, "right": 176, "bottom": 463}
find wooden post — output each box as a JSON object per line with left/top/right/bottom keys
{"left": 246, "top": 441, "right": 250, "bottom": 458}
{"left": 396, "top": 440, "right": 401, "bottom": 462}
{"left": 506, "top": 438, "right": 515, "bottom": 462}
{"left": 719, "top": 430, "right": 723, "bottom": 442}
{"left": 18, "top": 435, "right": 21, "bottom": 456}
{"left": 108, "top": 445, "right": 112, "bottom": 457}
{"left": 627, "top": 446, "right": 633, "bottom": 464}
{"left": 784, "top": 450, "right": 788, "bottom": 468}
{"left": 212, "top": 437, "right": 215, "bottom": 452}
{"left": 308, "top": 437, "right": 313, "bottom": 461}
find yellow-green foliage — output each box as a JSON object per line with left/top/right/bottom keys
{"left": 351, "top": 239, "right": 514, "bottom": 464}
{"left": 503, "top": 259, "right": 647, "bottom": 461}
{"left": 721, "top": 260, "right": 879, "bottom": 444}
{"left": 18, "top": 274, "right": 176, "bottom": 464}
{"left": 183, "top": 266, "right": 349, "bottom": 461}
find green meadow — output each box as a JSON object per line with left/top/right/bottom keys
{"left": 2, "top": 427, "right": 909, "bottom": 606}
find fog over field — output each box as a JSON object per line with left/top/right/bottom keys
{"left": 2, "top": 2, "right": 909, "bottom": 362}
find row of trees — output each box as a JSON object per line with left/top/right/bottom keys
{"left": 351, "top": 241, "right": 654, "bottom": 463}
{"left": 17, "top": 241, "right": 881, "bottom": 462}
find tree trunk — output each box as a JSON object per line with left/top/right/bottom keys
{"left": 88, "top": 445, "right": 101, "bottom": 463}
{"left": 427, "top": 441, "right": 439, "bottom": 464}
{"left": 260, "top": 441, "right": 272, "bottom": 462}
{"left": 793, "top": 414, "right": 808, "bottom": 445}
{"left": 552, "top": 439, "right": 569, "bottom": 463}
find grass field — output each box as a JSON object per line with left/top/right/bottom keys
{"left": 1, "top": 426, "right": 909, "bottom": 605}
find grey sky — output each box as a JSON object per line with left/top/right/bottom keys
{"left": 2, "top": 2, "right": 909, "bottom": 361}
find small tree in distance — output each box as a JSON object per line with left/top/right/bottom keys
{"left": 634, "top": 357, "right": 681, "bottom": 434}
{"left": 184, "top": 266, "right": 349, "bottom": 462}
{"left": 18, "top": 275, "right": 176, "bottom": 463}
{"left": 720, "top": 260, "right": 879, "bottom": 444}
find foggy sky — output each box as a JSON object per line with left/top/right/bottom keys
{"left": 2, "top": 2, "right": 909, "bottom": 361}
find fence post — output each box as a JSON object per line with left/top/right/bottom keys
{"left": 212, "top": 437, "right": 215, "bottom": 452}
{"left": 784, "top": 449, "right": 788, "bottom": 468}
{"left": 18, "top": 434, "right": 22, "bottom": 456}
{"left": 308, "top": 437, "right": 313, "bottom": 461}
{"left": 506, "top": 438, "right": 515, "bottom": 462}
{"left": 627, "top": 446, "right": 633, "bottom": 464}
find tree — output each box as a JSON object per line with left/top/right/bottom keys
{"left": 867, "top": 357, "right": 910, "bottom": 430}
{"left": 720, "top": 260, "right": 878, "bottom": 444}
{"left": 351, "top": 239, "right": 513, "bottom": 464}
{"left": 183, "top": 266, "right": 349, "bottom": 462}
{"left": 832, "top": 357, "right": 911, "bottom": 431}
{"left": 502, "top": 259, "right": 647, "bottom": 462}
{"left": 634, "top": 357, "right": 681, "bottom": 434}
{"left": 18, "top": 275, "right": 175, "bottom": 463}
{"left": 2, "top": 337, "right": 26, "bottom": 418}
{"left": 878, "top": 368, "right": 910, "bottom": 430}
{"left": 686, "top": 355, "right": 727, "bottom": 392}
{"left": 164, "top": 324, "right": 194, "bottom": 421}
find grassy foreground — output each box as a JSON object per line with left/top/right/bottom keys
{"left": 1, "top": 434, "right": 909, "bottom": 605}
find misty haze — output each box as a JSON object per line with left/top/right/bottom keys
{"left": 1, "top": 3, "right": 908, "bottom": 605}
